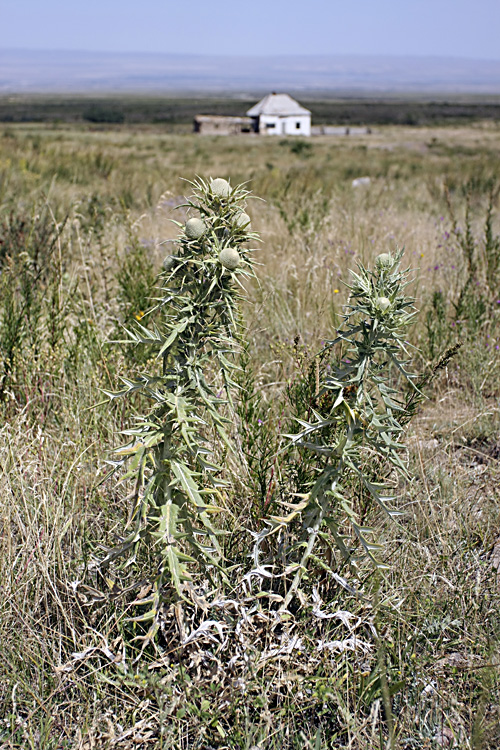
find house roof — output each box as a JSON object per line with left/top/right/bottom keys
{"left": 246, "top": 93, "right": 311, "bottom": 117}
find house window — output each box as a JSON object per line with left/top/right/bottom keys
{"left": 296, "top": 122, "right": 301, "bottom": 129}
{"left": 266, "top": 123, "right": 275, "bottom": 128}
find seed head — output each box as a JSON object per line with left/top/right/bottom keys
{"left": 235, "top": 212, "right": 251, "bottom": 230}
{"left": 185, "top": 217, "right": 206, "bottom": 240}
{"left": 210, "top": 178, "right": 231, "bottom": 198}
{"left": 376, "top": 253, "right": 392, "bottom": 268}
{"left": 219, "top": 247, "right": 240, "bottom": 270}
{"left": 376, "top": 296, "right": 391, "bottom": 312}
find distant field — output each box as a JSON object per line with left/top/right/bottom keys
{"left": 2, "top": 94, "right": 500, "bottom": 128}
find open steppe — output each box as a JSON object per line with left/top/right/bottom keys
{"left": 1, "top": 117, "right": 500, "bottom": 748}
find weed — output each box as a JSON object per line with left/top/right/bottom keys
{"left": 0, "top": 202, "right": 71, "bottom": 400}
{"left": 99, "top": 177, "right": 259, "bottom": 634}
{"left": 251, "top": 251, "right": 419, "bottom": 609}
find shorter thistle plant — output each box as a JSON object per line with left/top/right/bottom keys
{"left": 252, "top": 250, "right": 418, "bottom": 607}
{"left": 100, "top": 177, "right": 259, "bottom": 636}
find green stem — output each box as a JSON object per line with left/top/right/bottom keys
{"left": 281, "top": 502, "right": 325, "bottom": 611}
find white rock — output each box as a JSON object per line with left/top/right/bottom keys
{"left": 352, "top": 177, "right": 371, "bottom": 188}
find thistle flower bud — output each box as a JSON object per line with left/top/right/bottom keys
{"left": 210, "top": 178, "right": 231, "bottom": 198}
{"left": 162, "top": 255, "right": 177, "bottom": 272}
{"left": 219, "top": 247, "right": 240, "bottom": 270}
{"left": 235, "top": 212, "right": 251, "bottom": 230}
{"left": 185, "top": 217, "right": 206, "bottom": 240}
{"left": 376, "top": 296, "right": 391, "bottom": 312}
{"left": 376, "top": 253, "right": 392, "bottom": 268}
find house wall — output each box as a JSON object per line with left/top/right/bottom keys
{"left": 283, "top": 115, "right": 311, "bottom": 136}
{"left": 258, "top": 114, "right": 311, "bottom": 136}
{"left": 194, "top": 117, "right": 251, "bottom": 135}
{"left": 196, "top": 121, "right": 234, "bottom": 135}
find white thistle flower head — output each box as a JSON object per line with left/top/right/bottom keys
{"left": 235, "top": 212, "right": 251, "bottom": 230}
{"left": 219, "top": 247, "right": 240, "bottom": 270}
{"left": 185, "top": 217, "right": 206, "bottom": 240}
{"left": 376, "top": 253, "right": 392, "bottom": 268}
{"left": 210, "top": 178, "right": 231, "bottom": 198}
{"left": 376, "top": 296, "right": 392, "bottom": 312}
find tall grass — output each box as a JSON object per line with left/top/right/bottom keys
{"left": 0, "top": 121, "right": 499, "bottom": 749}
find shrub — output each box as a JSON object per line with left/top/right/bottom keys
{"left": 83, "top": 106, "right": 125, "bottom": 124}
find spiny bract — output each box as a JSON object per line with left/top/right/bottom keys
{"left": 210, "top": 178, "right": 231, "bottom": 198}
{"left": 185, "top": 217, "right": 207, "bottom": 240}
{"left": 219, "top": 247, "right": 240, "bottom": 270}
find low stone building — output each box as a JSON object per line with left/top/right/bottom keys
{"left": 193, "top": 93, "right": 311, "bottom": 136}
{"left": 193, "top": 115, "right": 251, "bottom": 135}
{"left": 246, "top": 93, "right": 311, "bottom": 136}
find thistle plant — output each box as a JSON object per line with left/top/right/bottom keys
{"left": 101, "top": 177, "right": 258, "bottom": 633}
{"left": 252, "top": 250, "right": 418, "bottom": 607}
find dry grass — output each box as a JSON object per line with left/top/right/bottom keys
{"left": 1, "top": 120, "right": 500, "bottom": 748}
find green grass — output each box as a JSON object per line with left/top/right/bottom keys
{"left": 0, "top": 119, "right": 499, "bottom": 749}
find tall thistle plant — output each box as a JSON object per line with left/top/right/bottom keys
{"left": 102, "top": 177, "right": 258, "bottom": 633}
{"left": 253, "top": 250, "right": 418, "bottom": 608}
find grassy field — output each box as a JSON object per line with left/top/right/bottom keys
{"left": 1, "top": 116, "right": 500, "bottom": 749}
{"left": 2, "top": 94, "right": 500, "bottom": 128}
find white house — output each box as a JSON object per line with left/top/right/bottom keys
{"left": 246, "top": 93, "right": 311, "bottom": 136}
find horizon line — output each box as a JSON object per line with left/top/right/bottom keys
{"left": 3, "top": 48, "right": 500, "bottom": 64}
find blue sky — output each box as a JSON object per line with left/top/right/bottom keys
{"left": 3, "top": 0, "right": 500, "bottom": 59}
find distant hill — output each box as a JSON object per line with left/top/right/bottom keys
{"left": 2, "top": 50, "right": 500, "bottom": 94}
